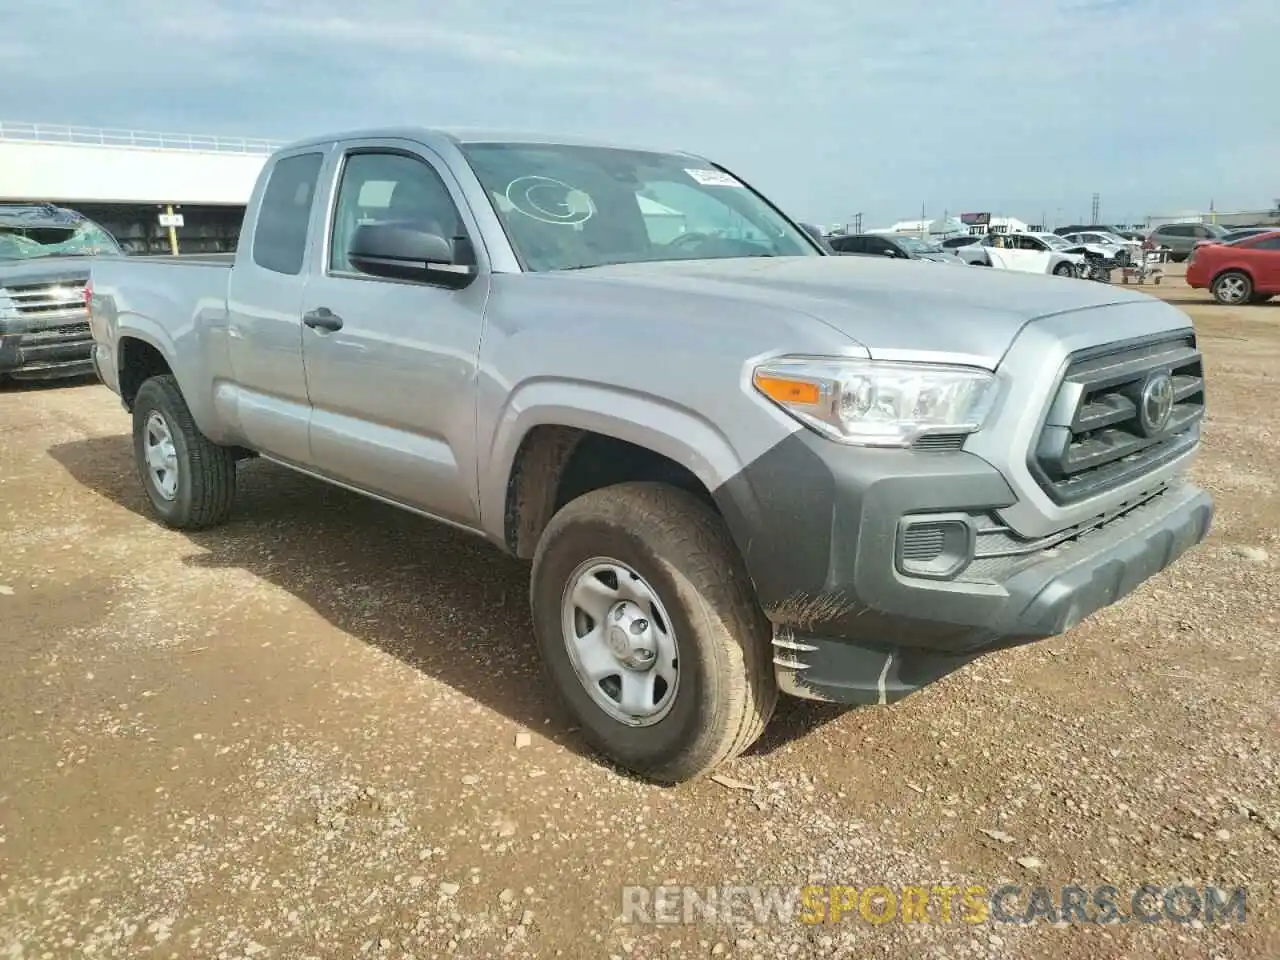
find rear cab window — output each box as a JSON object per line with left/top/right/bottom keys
{"left": 252, "top": 152, "right": 326, "bottom": 275}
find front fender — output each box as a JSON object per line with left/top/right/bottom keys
{"left": 479, "top": 378, "right": 747, "bottom": 541}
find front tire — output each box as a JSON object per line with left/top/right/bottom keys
{"left": 1212, "top": 271, "right": 1252, "bottom": 306}
{"left": 132, "top": 375, "right": 237, "bottom": 529}
{"left": 1053, "top": 262, "right": 1075, "bottom": 277}
{"left": 530, "top": 482, "right": 777, "bottom": 784}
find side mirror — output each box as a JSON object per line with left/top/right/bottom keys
{"left": 881, "top": 247, "right": 898, "bottom": 257}
{"left": 348, "top": 223, "right": 477, "bottom": 288}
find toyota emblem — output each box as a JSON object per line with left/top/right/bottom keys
{"left": 1138, "top": 372, "right": 1176, "bottom": 436}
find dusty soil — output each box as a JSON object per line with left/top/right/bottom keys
{"left": 1, "top": 274, "right": 1277, "bottom": 959}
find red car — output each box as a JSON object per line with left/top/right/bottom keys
{"left": 1185, "top": 230, "right": 1280, "bottom": 305}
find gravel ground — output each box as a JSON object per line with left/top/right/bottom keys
{"left": 1, "top": 276, "right": 1277, "bottom": 959}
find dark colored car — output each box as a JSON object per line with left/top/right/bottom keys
{"left": 1, "top": 202, "right": 124, "bottom": 382}
{"left": 941, "top": 234, "right": 982, "bottom": 249}
{"left": 1185, "top": 230, "right": 1280, "bottom": 305}
{"left": 828, "top": 233, "right": 962, "bottom": 264}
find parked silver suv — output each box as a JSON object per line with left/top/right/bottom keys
{"left": 1146, "top": 222, "right": 1229, "bottom": 262}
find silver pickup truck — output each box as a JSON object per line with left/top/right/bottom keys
{"left": 87, "top": 127, "right": 1213, "bottom": 783}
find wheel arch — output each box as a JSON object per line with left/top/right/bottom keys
{"left": 1211, "top": 265, "right": 1254, "bottom": 288}
{"left": 484, "top": 387, "right": 754, "bottom": 560}
{"left": 117, "top": 333, "right": 174, "bottom": 411}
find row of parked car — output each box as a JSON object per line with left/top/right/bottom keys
{"left": 819, "top": 227, "right": 1135, "bottom": 281}
{"left": 816, "top": 221, "right": 1280, "bottom": 304}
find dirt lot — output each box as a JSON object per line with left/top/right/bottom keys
{"left": 2, "top": 275, "right": 1278, "bottom": 959}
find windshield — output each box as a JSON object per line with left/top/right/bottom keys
{"left": 458, "top": 142, "right": 818, "bottom": 271}
{"left": 1038, "top": 234, "right": 1069, "bottom": 249}
{"left": 896, "top": 236, "right": 943, "bottom": 254}
{"left": 0, "top": 220, "right": 122, "bottom": 261}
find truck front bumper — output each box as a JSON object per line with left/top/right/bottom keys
{"left": 0, "top": 324, "right": 96, "bottom": 380}
{"left": 713, "top": 433, "right": 1213, "bottom": 706}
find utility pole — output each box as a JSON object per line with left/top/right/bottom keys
{"left": 919, "top": 201, "right": 926, "bottom": 239}
{"left": 1090, "top": 193, "right": 1101, "bottom": 225}
{"left": 853, "top": 212, "right": 863, "bottom": 233}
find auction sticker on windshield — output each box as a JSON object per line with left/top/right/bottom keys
{"left": 684, "top": 168, "right": 743, "bottom": 187}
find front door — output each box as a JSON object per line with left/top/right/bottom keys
{"left": 299, "top": 141, "right": 491, "bottom": 528}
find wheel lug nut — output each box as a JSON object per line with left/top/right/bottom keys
{"left": 629, "top": 619, "right": 648, "bottom": 635}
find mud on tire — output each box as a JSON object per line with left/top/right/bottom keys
{"left": 530, "top": 481, "right": 777, "bottom": 784}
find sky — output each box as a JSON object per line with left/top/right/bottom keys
{"left": 2, "top": 0, "right": 1276, "bottom": 229}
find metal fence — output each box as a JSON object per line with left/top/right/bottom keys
{"left": 0, "top": 121, "right": 283, "bottom": 155}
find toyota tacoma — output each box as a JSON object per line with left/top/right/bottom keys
{"left": 86, "top": 128, "right": 1213, "bottom": 783}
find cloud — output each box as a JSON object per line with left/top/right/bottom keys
{"left": 1, "top": 0, "right": 1276, "bottom": 226}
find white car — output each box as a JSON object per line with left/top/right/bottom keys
{"left": 1060, "top": 231, "right": 1138, "bottom": 264}
{"left": 956, "top": 232, "right": 1087, "bottom": 277}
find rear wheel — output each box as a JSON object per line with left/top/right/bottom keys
{"left": 530, "top": 482, "right": 776, "bottom": 784}
{"left": 1212, "top": 271, "right": 1252, "bottom": 306}
{"left": 132, "top": 375, "right": 237, "bottom": 529}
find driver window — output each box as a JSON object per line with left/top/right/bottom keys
{"left": 330, "top": 151, "right": 464, "bottom": 274}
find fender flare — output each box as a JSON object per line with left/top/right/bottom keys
{"left": 480, "top": 378, "right": 748, "bottom": 538}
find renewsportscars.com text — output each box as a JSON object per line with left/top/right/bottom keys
{"left": 621, "top": 884, "right": 1248, "bottom": 926}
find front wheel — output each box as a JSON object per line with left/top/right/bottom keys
{"left": 132, "top": 374, "right": 238, "bottom": 529}
{"left": 1212, "top": 271, "right": 1252, "bottom": 306}
{"left": 530, "top": 482, "right": 777, "bottom": 784}
{"left": 1053, "top": 262, "right": 1076, "bottom": 277}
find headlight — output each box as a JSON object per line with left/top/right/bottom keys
{"left": 752, "top": 357, "right": 998, "bottom": 447}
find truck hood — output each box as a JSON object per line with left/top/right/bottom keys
{"left": 564, "top": 256, "right": 1169, "bottom": 368}
{"left": 0, "top": 258, "right": 93, "bottom": 288}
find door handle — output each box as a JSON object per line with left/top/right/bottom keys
{"left": 303, "top": 308, "right": 344, "bottom": 332}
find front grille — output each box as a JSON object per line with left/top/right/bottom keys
{"left": 1029, "top": 333, "right": 1204, "bottom": 505}
{"left": 963, "top": 485, "right": 1167, "bottom": 582}
{"left": 16, "top": 320, "right": 91, "bottom": 346}
{"left": 4, "top": 278, "right": 89, "bottom": 325}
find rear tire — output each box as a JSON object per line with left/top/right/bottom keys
{"left": 530, "top": 482, "right": 777, "bottom": 784}
{"left": 132, "top": 374, "right": 237, "bottom": 529}
{"left": 1211, "top": 271, "right": 1252, "bottom": 306}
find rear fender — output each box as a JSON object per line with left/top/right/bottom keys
{"left": 110, "top": 300, "right": 228, "bottom": 443}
